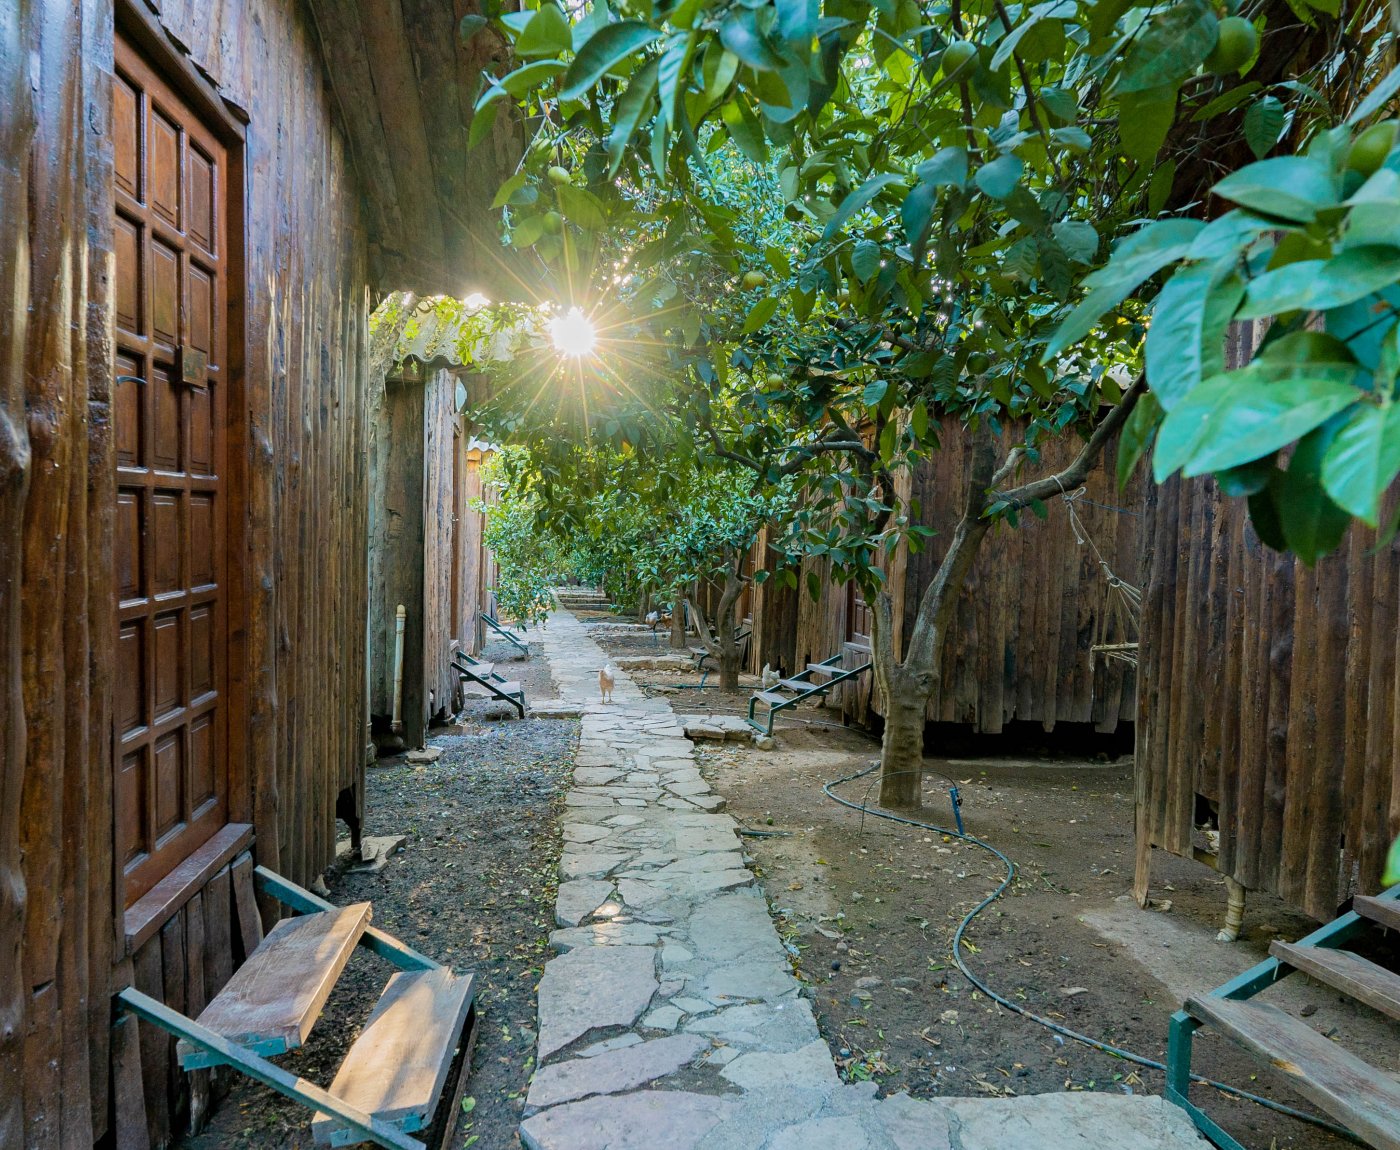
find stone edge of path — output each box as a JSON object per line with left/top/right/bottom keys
{"left": 517, "top": 607, "right": 1211, "bottom": 1150}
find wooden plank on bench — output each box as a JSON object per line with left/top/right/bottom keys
{"left": 756, "top": 690, "right": 790, "bottom": 706}
{"left": 1270, "top": 943, "right": 1400, "bottom": 1022}
{"left": 1355, "top": 895, "right": 1400, "bottom": 934}
{"left": 778, "top": 678, "right": 823, "bottom": 693}
{"left": 311, "top": 969, "right": 475, "bottom": 1144}
{"left": 1185, "top": 994, "right": 1400, "bottom": 1150}
{"left": 178, "top": 902, "right": 372, "bottom": 1065}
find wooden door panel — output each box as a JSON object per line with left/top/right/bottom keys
{"left": 114, "top": 33, "right": 231, "bottom": 906}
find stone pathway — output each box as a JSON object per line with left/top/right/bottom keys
{"left": 521, "top": 608, "right": 1208, "bottom": 1150}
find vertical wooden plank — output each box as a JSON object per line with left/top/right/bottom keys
{"left": 184, "top": 891, "right": 209, "bottom": 1132}
{"left": 112, "top": 1014, "right": 152, "bottom": 1150}
{"left": 133, "top": 941, "right": 169, "bottom": 1150}
{"left": 230, "top": 849, "right": 263, "bottom": 964}
{"left": 159, "top": 912, "right": 188, "bottom": 1130}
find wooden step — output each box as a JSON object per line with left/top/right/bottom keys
{"left": 1355, "top": 894, "right": 1400, "bottom": 933}
{"left": 1185, "top": 994, "right": 1400, "bottom": 1150}
{"left": 458, "top": 660, "right": 495, "bottom": 678}
{"left": 496, "top": 681, "right": 523, "bottom": 698}
{"left": 779, "top": 677, "right": 825, "bottom": 693}
{"left": 1270, "top": 942, "right": 1400, "bottom": 1022}
{"left": 311, "top": 969, "right": 475, "bottom": 1145}
{"left": 756, "top": 690, "right": 790, "bottom": 706}
{"left": 806, "top": 663, "right": 840, "bottom": 676}
{"left": 178, "top": 902, "right": 372, "bottom": 1066}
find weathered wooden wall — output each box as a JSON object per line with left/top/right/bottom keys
{"left": 1136, "top": 473, "right": 1400, "bottom": 921}
{"left": 369, "top": 367, "right": 478, "bottom": 746}
{"left": 459, "top": 438, "right": 497, "bottom": 656}
{"left": 766, "top": 423, "right": 1140, "bottom": 732}
{"left": 2, "top": 0, "right": 379, "bottom": 1142}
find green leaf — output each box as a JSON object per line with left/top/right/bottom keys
{"left": 1117, "top": 389, "right": 1161, "bottom": 490}
{"left": 491, "top": 172, "right": 528, "bottom": 210}
{"left": 863, "top": 379, "right": 890, "bottom": 407}
{"left": 1153, "top": 365, "right": 1361, "bottom": 480}
{"left": 515, "top": 4, "right": 572, "bottom": 58}
{"left": 823, "top": 173, "right": 905, "bottom": 240}
{"left": 1212, "top": 155, "right": 1338, "bottom": 223}
{"left": 1145, "top": 263, "right": 1244, "bottom": 410}
{"left": 1114, "top": 88, "right": 1181, "bottom": 163}
{"left": 1216, "top": 455, "right": 1276, "bottom": 496}
{"left": 468, "top": 99, "right": 500, "bottom": 150}
{"left": 915, "top": 147, "right": 968, "bottom": 188}
{"left": 1346, "top": 64, "right": 1400, "bottom": 127}
{"left": 1278, "top": 422, "right": 1352, "bottom": 564}
{"left": 720, "top": 97, "right": 767, "bottom": 162}
{"left": 1320, "top": 402, "right": 1400, "bottom": 524}
{"left": 1247, "top": 485, "right": 1288, "bottom": 550}
{"left": 499, "top": 59, "right": 567, "bottom": 97}
{"left": 975, "top": 154, "right": 1023, "bottom": 199}
{"left": 1240, "top": 246, "right": 1400, "bottom": 319}
{"left": 1116, "top": 0, "right": 1217, "bottom": 94}
{"left": 1043, "top": 219, "right": 1205, "bottom": 360}
{"left": 1039, "top": 86, "right": 1078, "bottom": 123}
{"left": 902, "top": 182, "right": 937, "bottom": 246}
{"left": 852, "top": 240, "right": 882, "bottom": 282}
{"left": 606, "top": 57, "right": 659, "bottom": 174}
{"left": 1052, "top": 220, "right": 1099, "bottom": 264}
{"left": 1243, "top": 95, "right": 1285, "bottom": 160}
{"left": 990, "top": 0, "right": 1076, "bottom": 69}
{"left": 743, "top": 297, "right": 780, "bottom": 332}
{"left": 720, "top": 9, "right": 787, "bottom": 72}
{"left": 658, "top": 30, "right": 698, "bottom": 125}
{"left": 556, "top": 184, "right": 606, "bottom": 229}
{"left": 562, "top": 21, "right": 662, "bottom": 100}
{"left": 1051, "top": 126, "right": 1093, "bottom": 152}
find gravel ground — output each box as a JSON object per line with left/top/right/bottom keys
{"left": 181, "top": 640, "right": 574, "bottom": 1150}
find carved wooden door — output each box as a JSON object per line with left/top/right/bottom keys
{"left": 113, "top": 35, "right": 230, "bottom": 906}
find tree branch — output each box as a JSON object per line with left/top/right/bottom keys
{"left": 992, "top": 375, "right": 1146, "bottom": 510}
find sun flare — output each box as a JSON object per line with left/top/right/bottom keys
{"left": 548, "top": 307, "right": 597, "bottom": 357}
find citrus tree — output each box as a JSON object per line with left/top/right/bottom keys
{"left": 466, "top": 0, "right": 1393, "bottom": 806}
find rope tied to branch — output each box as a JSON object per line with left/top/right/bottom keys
{"left": 1061, "top": 486, "right": 1140, "bottom": 667}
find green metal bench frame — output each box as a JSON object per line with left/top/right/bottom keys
{"left": 452, "top": 652, "right": 526, "bottom": 717}
{"left": 117, "top": 867, "right": 454, "bottom": 1149}
{"left": 478, "top": 611, "right": 529, "bottom": 655}
{"left": 1165, "top": 881, "right": 1400, "bottom": 1150}
{"left": 745, "top": 654, "right": 872, "bottom": 736}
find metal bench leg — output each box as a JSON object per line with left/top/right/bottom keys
{"left": 116, "top": 988, "right": 425, "bottom": 1150}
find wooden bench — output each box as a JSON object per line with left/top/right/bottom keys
{"left": 1166, "top": 882, "right": 1400, "bottom": 1150}
{"left": 119, "top": 866, "right": 478, "bottom": 1149}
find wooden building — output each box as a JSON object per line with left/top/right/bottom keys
{"left": 368, "top": 358, "right": 498, "bottom": 750}
{"left": 0, "top": 1, "right": 517, "bottom": 1145}
{"left": 1135, "top": 473, "right": 1400, "bottom": 922}
{"left": 744, "top": 421, "right": 1140, "bottom": 736}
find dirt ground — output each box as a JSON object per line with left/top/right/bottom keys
{"left": 579, "top": 612, "right": 1395, "bottom": 1150}
{"left": 181, "top": 640, "right": 570, "bottom": 1150}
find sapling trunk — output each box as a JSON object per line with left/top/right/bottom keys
{"left": 868, "top": 382, "right": 1145, "bottom": 809}
{"left": 669, "top": 585, "right": 688, "bottom": 649}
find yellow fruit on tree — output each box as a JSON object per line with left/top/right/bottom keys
{"left": 1348, "top": 120, "right": 1399, "bottom": 179}
{"left": 941, "top": 41, "right": 977, "bottom": 80}
{"left": 1205, "top": 17, "right": 1257, "bottom": 75}
{"left": 742, "top": 270, "right": 768, "bottom": 289}
{"left": 542, "top": 210, "right": 563, "bottom": 234}
{"left": 547, "top": 165, "right": 572, "bottom": 185}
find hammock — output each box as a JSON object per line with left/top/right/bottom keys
{"left": 1061, "top": 487, "right": 1140, "bottom": 668}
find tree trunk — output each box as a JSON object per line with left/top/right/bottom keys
{"left": 687, "top": 554, "right": 747, "bottom": 690}
{"left": 866, "top": 383, "right": 1145, "bottom": 808}
{"left": 879, "top": 668, "right": 931, "bottom": 808}
{"left": 669, "top": 586, "right": 688, "bottom": 649}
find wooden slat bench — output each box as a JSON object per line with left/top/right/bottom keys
{"left": 1166, "top": 882, "right": 1400, "bottom": 1150}
{"left": 119, "top": 866, "right": 478, "bottom": 1149}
